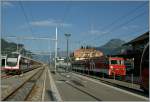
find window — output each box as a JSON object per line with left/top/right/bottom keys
{"left": 118, "top": 60, "right": 124, "bottom": 65}
{"left": 6, "top": 54, "right": 19, "bottom": 66}
{"left": 111, "top": 60, "right": 118, "bottom": 64}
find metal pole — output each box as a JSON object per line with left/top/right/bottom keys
{"left": 49, "top": 40, "right": 51, "bottom": 68}
{"left": 50, "top": 52, "right": 51, "bottom": 67}
{"left": 131, "top": 73, "right": 133, "bottom": 87}
{"left": 131, "top": 58, "right": 134, "bottom": 88}
{"left": 17, "top": 37, "right": 19, "bottom": 53}
{"left": 67, "top": 37, "right": 69, "bottom": 72}
{"left": 55, "top": 27, "right": 58, "bottom": 73}
{"left": 65, "top": 33, "right": 71, "bottom": 72}
{"left": 114, "top": 71, "right": 115, "bottom": 80}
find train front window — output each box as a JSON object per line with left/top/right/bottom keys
{"left": 110, "top": 60, "right": 118, "bottom": 65}
{"left": 6, "top": 54, "right": 19, "bottom": 66}
{"left": 118, "top": 60, "right": 124, "bottom": 65}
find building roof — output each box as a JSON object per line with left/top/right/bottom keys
{"left": 123, "top": 31, "right": 149, "bottom": 45}
{"left": 74, "top": 48, "right": 103, "bottom": 60}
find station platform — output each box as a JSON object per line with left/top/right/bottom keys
{"left": 72, "top": 71, "right": 142, "bottom": 92}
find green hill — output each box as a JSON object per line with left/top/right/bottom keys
{"left": 1, "top": 38, "right": 49, "bottom": 63}
{"left": 1, "top": 38, "right": 32, "bottom": 57}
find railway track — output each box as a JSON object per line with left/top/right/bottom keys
{"left": 70, "top": 70, "right": 149, "bottom": 98}
{"left": 0, "top": 75, "right": 14, "bottom": 79}
{"left": 51, "top": 69, "right": 149, "bottom": 101}
{"left": 2, "top": 68, "right": 44, "bottom": 101}
{"left": 1, "top": 66, "right": 42, "bottom": 79}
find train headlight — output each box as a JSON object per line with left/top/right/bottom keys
{"left": 110, "top": 66, "right": 113, "bottom": 69}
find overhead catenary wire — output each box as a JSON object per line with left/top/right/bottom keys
{"left": 19, "top": 1, "right": 34, "bottom": 35}
{"left": 99, "top": 2, "right": 148, "bottom": 31}
{"left": 18, "top": 2, "right": 55, "bottom": 54}
{"left": 87, "top": 4, "right": 148, "bottom": 44}
{"left": 26, "top": 3, "right": 37, "bottom": 35}
{"left": 120, "top": 26, "right": 149, "bottom": 41}
{"left": 88, "top": 13, "right": 148, "bottom": 47}
{"left": 58, "top": 1, "right": 72, "bottom": 55}
{"left": 74, "top": 2, "right": 148, "bottom": 48}
{"left": 105, "top": 11, "right": 148, "bottom": 35}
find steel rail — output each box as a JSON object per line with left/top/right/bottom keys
{"left": 2, "top": 68, "right": 44, "bottom": 101}
{"left": 71, "top": 70, "right": 149, "bottom": 98}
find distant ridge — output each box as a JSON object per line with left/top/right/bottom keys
{"left": 96, "top": 39, "right": 126, "bottom": 55}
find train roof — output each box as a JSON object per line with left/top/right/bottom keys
{"left": 7, "top": 53, "right": 42, "bottom": 64}
{"left": 20, "top": 55, "right": 43, "bottom": 63}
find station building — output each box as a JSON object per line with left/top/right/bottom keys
{"left": 120, "top": 31, "right": 149, "bottom": 76}
{"left": 124, "top": 31, "right": 149, "bottom": 53}
{"left": 73, "top": 48, "right": 103, "bottom": 61}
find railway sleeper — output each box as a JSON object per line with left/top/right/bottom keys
{"left": 2, "top": 69, "right": 44, "bottom": 101}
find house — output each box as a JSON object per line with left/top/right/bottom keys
{"left": 73, "top": 48, "right": 103, "bottom": 60}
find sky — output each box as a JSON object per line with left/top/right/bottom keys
{"left": 1, "top": 1, "right": 149, "bottom": 53}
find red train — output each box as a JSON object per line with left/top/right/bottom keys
{"left": 72, "top": 56, "right": 126, "bottom": 77}
{"left": 4, "top": 53, "right": 43, "bottom": 74}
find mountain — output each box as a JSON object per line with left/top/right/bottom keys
{"left": 96, "top": 39, "right": 126, "bottom": 55}
{"left": 1, "top": 38, "right": 30, "bottom": 56}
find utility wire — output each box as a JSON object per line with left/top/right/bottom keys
{"left": 19, "top": 1, "right": 34, "bottom": 35}
{"left": 61, "top": 1, "right": 72, "bottom": 27}
{"left": 107, "top": 11, "right": 148, "bottom": 34}
{"left": 58, "top": 1, "right": 72, "bottom": 53}
{"left": 121, "top": 26, "right": 149, "bottom": 41}
{"left": 100, "top": 2, "right": 148, "bottom": 31}
{"left": 27, "top": 4, "right": 36, "bottom": 34}
{"left": 91, "top": 11, "right": 148, "bottom": 42}
{"left": 88, "top": 2, "right": 148, "bottom": 44}
{"left": 76, "top": 2, "right": 148, "bottom": 48}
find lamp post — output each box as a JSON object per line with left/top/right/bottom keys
{"left": 65, "top": 33, "right": 71, "bottom": 72}
{"left": 57, "top": 48, "right": 60, "bottom": 58}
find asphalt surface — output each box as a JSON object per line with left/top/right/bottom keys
{"left": 51, "top": 68, "right": 149, "bottom": 101}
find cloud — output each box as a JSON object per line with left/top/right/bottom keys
{"left": 30, "top": 19, "right": 72, "bottom": 27}
{"left": 2, "top": 1, "right": 14, "bottom": 7}
{"left": 88, "top": 29, "right": 108, "bottom": 35}
{"left": 121, "top": 25, "right": 139, "bottom": 30}
{"left": 90, "top": 30, "right": 100, "bottom": 34}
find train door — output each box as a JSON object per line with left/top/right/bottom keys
{"left": 1, "top": 56, "right": 6, "bottom": 70}
{"left": 2, "top": 59, "right": 6, "bottom": 67}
